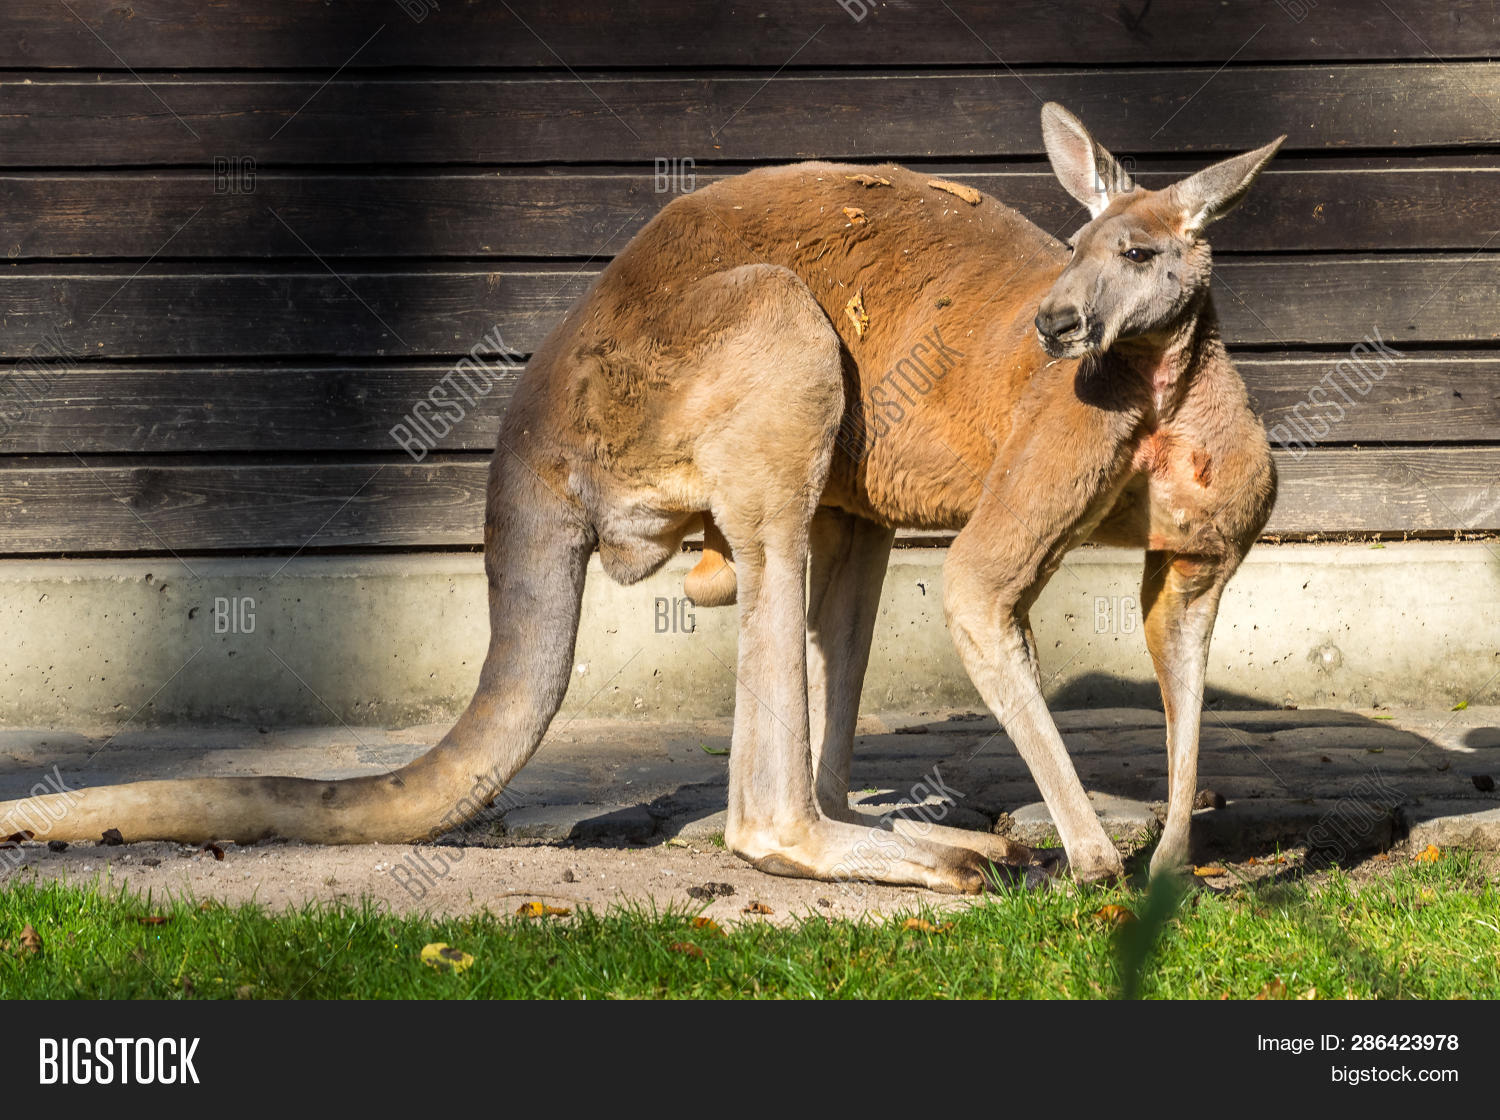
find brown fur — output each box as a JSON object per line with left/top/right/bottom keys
{"left": 683, "top": 513, "right": 737, "bottom": 607}
{"left": 0, "top": 105, "right": 1284, "bottom": 891}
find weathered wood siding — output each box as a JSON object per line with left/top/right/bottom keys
{"left": 2, "top": 1, "right": 1497, "bottom": 553}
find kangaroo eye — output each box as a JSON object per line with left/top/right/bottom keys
{"left": 1121, "top": 247, "right": 1157, "bottom": 264}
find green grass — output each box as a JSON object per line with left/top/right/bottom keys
{"left": 0, "top": 858, "right": 1496, "bottom": 999}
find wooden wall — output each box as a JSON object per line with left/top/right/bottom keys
{"left": 2, "top": 0, "right": 1498, "bottom": 555}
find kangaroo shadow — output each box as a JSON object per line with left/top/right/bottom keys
{"left": 645, "top": 676, "right": 1500, "bottom": 870}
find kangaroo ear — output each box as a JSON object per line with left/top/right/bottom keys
{"left": 1169, "top": 135, "right": 1286, "bottom": 235}
{"left": 1041, "top": 102, "right": 1134, "bottom": 218}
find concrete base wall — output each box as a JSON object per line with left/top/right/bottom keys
{"left": 1, "top": 541, "right": 1496, "bottom": 729}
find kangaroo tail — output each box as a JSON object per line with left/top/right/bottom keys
{"left": 0, "top": 453, "right": 593, "bottom": 845}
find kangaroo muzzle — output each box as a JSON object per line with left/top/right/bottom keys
{"left": 1034, "top": 302, "right": 1090, "bottom": 357}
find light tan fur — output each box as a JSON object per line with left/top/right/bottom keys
{"left": 0, "top": 105, "right": 1283, "bottom": 890}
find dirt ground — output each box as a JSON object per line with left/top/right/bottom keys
{"left": 2, "top": 834, "right": 986, "bottom": 923}
{"left": 3, "top": 824, "right": 1488, "bottom": 927}
{"left": 1, "top": 705, "right": 1496, "bottom": 922}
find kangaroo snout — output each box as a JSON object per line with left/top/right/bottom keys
{"left": 1034, "top": 304, "right": 1084, "bottom": 341}
{"left": 1035, "top": 302, "right": 1090, "bottom": 356}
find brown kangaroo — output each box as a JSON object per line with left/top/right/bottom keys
{"left": 0, "top": 104, "right": 1282, "bottom": 890}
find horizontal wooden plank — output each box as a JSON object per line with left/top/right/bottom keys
{"left": 0, "top": 266, "right": 596, "bottom": 359}
{"left": 0, "top": 171, "right": 667, "bottom": 259}
{"left": 1, "top": 66, "right": 1496, "bottom": 167}
{"left": 10, "top": 161, "right": 1500, "bottom": 259}
{"left": 9, "top": 1, "right": 1497, "bottom": 68}
{"left": 1212, "top": 257, "right": 1500, "bottom": 349}
{"left": 1273, "top": 448, "right": 1500, "bottom": 534}
{"left": 1, "top": 448, "right": 1495, "bottom": 553}
{"left": 0, "top": 257, "right": 1497, "bottom": 359}
{"left": 0, "top": 365, "right": 515, "bottom": 454}
{"left": 3, "top": 353, "right": 1496, "bottom": 455}
{"left": 1241, "top": 355, "right": 1500, "bottom": 446}
{"left": 0, "top": 457, "right": 490, "bottom": 552}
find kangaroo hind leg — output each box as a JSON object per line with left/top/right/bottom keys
{"left": 691, "top": 266, "right": 1004, "bottom": 893}
{"left": 805, "top": 508, "right": 1033, "bottom": 869}
{"left": 1141, "top": 549, "right": 1239, "bottom": 878}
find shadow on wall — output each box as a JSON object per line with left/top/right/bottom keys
{"left": 38, "top": 12, "right": 516, "bottom": 730}
{"left": 1047, "top": 672, "right": 1282, "bottom": 711}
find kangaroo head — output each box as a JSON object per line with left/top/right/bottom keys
{"left": 1033, "top": 102, "right": 1285, "bottom": 360}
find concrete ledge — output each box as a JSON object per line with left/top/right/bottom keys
{"left": 0, "top": 541, "right": 1496, "bottom": 727}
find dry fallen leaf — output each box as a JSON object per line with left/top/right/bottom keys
{"left": 841, "top": 206, "right": 867, "bottom": 225}
{"left": 1093, "top": 904, "right": 1135, "bottom": 928}
{"left": 844, "top": 290, "right": 869, "bottom": 338}
{"left": 420, "top": 942, "right": 473, "bottom": 973}
{"left": 690, "top": 916, "right": 725, "bottom": 936}
{"left": 845, "top": 173, "right": 893, "bottom": 188}
{"left": 1413, "top": 844, "right": 1442, "bottom": 863}
{"left": 669, "top": 941, "right": 705, "bottom": 959}
{"left": 927, "top": 178, "right": 982, "bottom": 205}
{"left": 1193, "top": 865, "right": 1228, "bottom": 877}
{"left": 1254, "top": 977, "right": 1288, "bottom": 1000}
{"left": 18, "top": 925, "right": 41, "bottom": 955}
{"left": 742, "top": 901, "right": 774, "bottom": 916}
{"left": 135, "top": 915, "right": 171, "bottom": 926}
{"left": 201, "top": 842, "right": 225, "bottom": 861}
{"left": 515, "top": 901, "right": 571, "bottom": 918}
{"left": 1297, "top": 986, "right": 1319, "bottom": 1001}
{"left": 901, "top": 917, "right": 953, "bottom": 933}
{"left": 1372, "top": 851, "right": 1390, "bottom": 861}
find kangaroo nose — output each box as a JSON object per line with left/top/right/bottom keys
{"left": 1035, "top": 306, "right": 1083, "bottom": 340}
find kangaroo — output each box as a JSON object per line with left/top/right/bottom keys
{"left": 0, "top": 104, "right": 1281, "bottom": 891}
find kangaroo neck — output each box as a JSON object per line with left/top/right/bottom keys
{"left": 1104, "top": 296, "right": 1221, "bottom": 422}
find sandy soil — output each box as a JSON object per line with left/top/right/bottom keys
{"left": 1, "top": 834, "right": 993, "bottom": 925}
